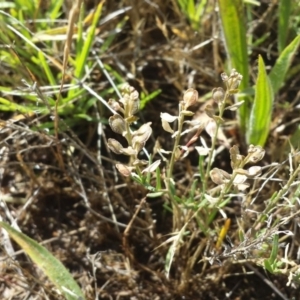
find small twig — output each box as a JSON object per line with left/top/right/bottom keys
{"left": 55, "top": 0, "right": 83, "bottom": 171}
{"left": 123, "top": 197, "right": 146, "bottom": 261}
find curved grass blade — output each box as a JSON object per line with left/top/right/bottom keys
{"left": 217, "top": 0, "right": 249, "bottom": 131}
{"left": 248, "top": 55, "right": 274, "bottom": 146}
{"left": 0, "top": 221, "right": 85, "bottom": 300}
{"left": 269, "top": 35, "right": 300, "bottom": 94}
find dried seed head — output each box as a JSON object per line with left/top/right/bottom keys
{"left": 221, "top": 69, "right": 243, "bottom": 91}
{"left": 183, "top": 88, "right": 198, "bottom": 109}
{"left": 210, "top": 168, "right": 231, "bottom": 185}
{"left": 221, "top": 72, "right": 229, "bottom": 82}
{"left": 133, "top": 141, "right": 145, "bottom": 152}
{"left": 127, "top": 89, "right": 140, "bottom": 116}
{"left": 107, "top": 138, "right": 124, "bottom": 155}
{"left": 230, "top": 145, "right": 244, "bottom": 169}
{"left": 109, "top": 114, "right": 127, "bottom": 135}
{"left": 132, "top": 122, "right": 152, "bottom": 151}
{"left": 116, "top": 163, "right": 134, "bottom": 177}
{"left": 120, "top": 83, "right": 131, "bottom": 94}
{"left": 120, "top": 85, "right": 140, "bottom": 117}
{"left": 246, "top": 145, "right": 265, "bottom": 163}
{"left": 120, "top": 147, "right": 137, "bottom": 156}
{"left": 212, "top": 87, "right": 225, "bottom": 103}
{"left": 227, "top": 69, "right": 243, "bottom": 90}
{"left": 128, "top": 97, "right": 140, "bottom": 116}
{"left": 108, "top": 98, "right": 123, "bottom": 113}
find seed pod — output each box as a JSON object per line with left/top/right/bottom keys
{"left": 107, "top": 138, "right": 124, "bottom": 155}
{"left": 132, "top": 122, "right": 152, "bottom": 150}
{"left": 210, "top": 168, "right": 231, "bottom": 185}
{"left": 183, "top": 88, "right": 198, "bottom": 109}
{"left": 116, "top": 163, "right": 134, "bottom": 177}
{"left": 212, "top": 87, "right": 225, "bottom": 103}
{"left": 109, "top": 114, "right": 127, "bottom": 135}
{"left": 247, "top": 145, "right": 265, "bottom": 163}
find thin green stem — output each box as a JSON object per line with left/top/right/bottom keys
{"left": 204, "top": 92, "right": 229, "bottom": 183}
{"left": 167, "top": 104, "right": 185, "bottom": 180}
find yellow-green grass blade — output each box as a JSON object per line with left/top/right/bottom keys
{"left": 0, "top": 221, "right": 85, "bottom": 300}
{"left": 176, "top": 0, "right": 207, "bottom": 31}
{"left": 76, "top": 2, "right": 85, "bottom": 59}
{"left": 217, "top": 0, "right": 249, "bottom": 132}
{"left": 36, "top": 51, "right": 57, "bottom": 86}
{"left": 139, "top": 89, "right": 162, "bottom": 110}
{"left": 248, "top": 55, "right": 274, "bottom": 146}
{"left": 264, "top": 234, "right": 279, "bottom": 274}
{"left": 49, "top": 0, "right": 64, "bottom": 20}
{"left": 278, "top": 0, "right": 292, "bottom": 53}
{"left": 0, "top": 97, "right": 39, "bottom": 113}
{"left": 74, "top": 1, "right": 104, "bottom": 79}
{"left": 269, "top": 35, "right": 300, "bottom": 94}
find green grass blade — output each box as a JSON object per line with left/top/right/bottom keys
{"left": 76, "top": 2, "right": 85, "bottom": 59}
{"left": 0, "top": 97, "right": 37, "bottom": 113}
{"left": 176, "top": 0, "right": 207, "bottom": 31}
{"left": 0, "top": 221, "right": 85, "bottom": 300}
{"left": 269, "top": 35, "right": 300, "bottom": 94}
{"left": 217, "top": 0, "right": 249, "bottom": 131}
{"left": 49, "top": 0, "right": 64, "bottom": 20}
{"left": 74, "top": 1, "right": 104, "bottom": 78}
{"left": 36, "top": 51, "right": 57, "bottom": 86}
{"left": 264, "top": 234, "right": 279, "bottom": 274}
{"left": 269, "top": 234, "right": 279, "bottom": 265}
{"left": 278, "top": 0, "right": 292, "bottom": 53}
{"left": 139, "top": 89, "right": 162, "bottom": 110}
{"left": 248, "top": 55, "right": 274, "bottom": 146}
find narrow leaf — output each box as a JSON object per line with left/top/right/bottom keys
{"left": 264, "top": 259, "right": 274, "bottom": 274}
{"left": 248, "top": 55, "right": 274, "bottom": 146}
{"left": 0, "top": 221, "right": 85, "bottom": 300}
{"left": 218, "top": 0, "right": 249, "bottom": 131}
{"left": 269, "top": 234, "right": 279, "bottom": 265}
{"left": 278, "top": 0, "right": 292, "bottom": 53}
{"left": 269, "top": 35, "right": 300, "bottom": 94}
{"left": 74, "top": 1, "right": 104, "bottom": 78}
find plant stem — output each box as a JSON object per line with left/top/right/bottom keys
{"left": 204, "top": 91, "right": 229, "bottom": 183}
{"left": 167, "top": 104, "right": 185, "bottom": 180}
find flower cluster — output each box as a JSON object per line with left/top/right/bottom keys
{"left": 107, "top": 84, "right": 160, "bottom": 177}
{"left": 210, "top": 144, "right": 265, "bottom": 191}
